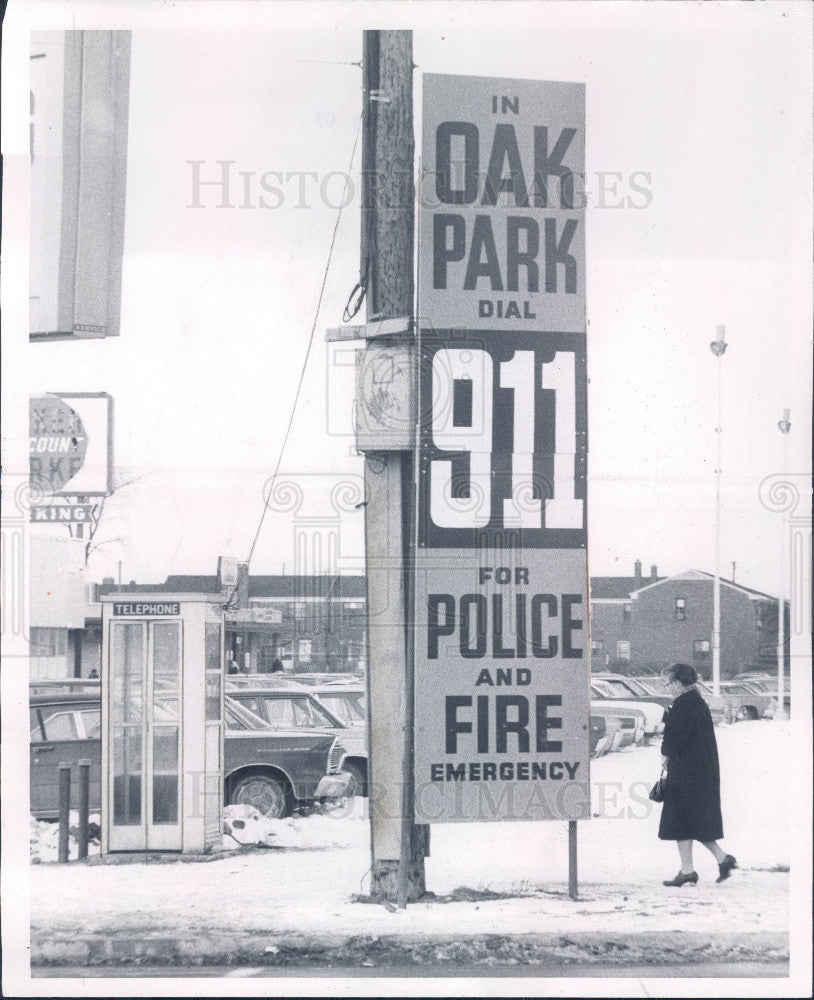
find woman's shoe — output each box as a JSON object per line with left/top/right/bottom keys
{"left": 716, "top": 854, "right": 738, "bottom": 882}
{"left": 662, "top": 871, "right": 698, "bottom": 887}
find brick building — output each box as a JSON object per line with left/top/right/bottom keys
{"left": 591, "top": 560, "right": 788, "bottom": 678}
{"left": 92, "top": 569, "right": 367, "bottom": 676}
{"left": 75, "top": 559, "right": 787, "bottom": 681}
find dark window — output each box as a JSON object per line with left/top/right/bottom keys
{"left": 675, "top": 597, "right": 686, "bottom": 621}
{"left": 622, "top": 603, "right": 632, "bottom": 622}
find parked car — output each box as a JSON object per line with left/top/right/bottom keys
{"left": 226, "top": 673, "right": 304, "bottom": 688}
{"left": 590, "top": 702, "right": 647, "bottom": 749}
{"left": 630, "top": 674, "right": 729, "bottom": 726}
{"left": 310, "top": 684, "right": 366, "bottom": 728}
{"left": 734, "top": 672, "right": 789, "bottom": 707}
{"left": 29, "top": 688, "right": 350, "bottom": 821}
{"left": 716, "top": 680, "right": 776, "bottom": 721}
{"left": 588, "top": 714, "right": 607, "bottom": 756}
{"left": 592, "top": 674, "right": 666, "bottom": 701}
{"left": 286, "top": 672, "right": 363, "bottom": 688}
{"left": 589, "top": 680, "right": 665, "bottom": 736}
{"left": 590, "top": 713, "right": 619, "bottom": 757}
{"left": 226, "top": 684, "right": 369, "bottom": 796}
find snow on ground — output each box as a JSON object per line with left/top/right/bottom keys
{"left": 222, "top": 804, "right": 360, "bottom": 850}
{"left": 30, "top": 721, "right": 790, "bottom": 942}
{"left": 30, "top": 812, "right": 101, "bottom": 864}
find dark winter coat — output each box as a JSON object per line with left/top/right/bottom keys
{"left": 658, "top": 686, "right": 724, "bottom": 842}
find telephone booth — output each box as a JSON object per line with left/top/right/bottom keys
{"left": 100, "top": 593, "right": 224, "bottom": 853}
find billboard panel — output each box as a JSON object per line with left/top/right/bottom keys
{"left": 414, "top": 73, "right": 589, "bottom": 823}
{"left": 29, "top": 31, "right": 131, "bottom": 341}
{"left": 418, "top": 73, "right": 585, "bottom": 333}
{"left": 29, "top": 393, "right": 114, "bottom": 497}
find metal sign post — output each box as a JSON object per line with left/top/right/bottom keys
{"left": 414, "top": 73, "right": 590, "bottom": 890}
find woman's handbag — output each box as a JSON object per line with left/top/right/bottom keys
{"left": 649, "top": 768, "right": 667, "bottom": 803}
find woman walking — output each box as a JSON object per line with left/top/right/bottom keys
{"left": 658, "top": 662, "right": 737, "bottom": 886}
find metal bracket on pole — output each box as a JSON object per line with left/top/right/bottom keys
{"left": 326, "top": 317, "right": 412, "bottom": 342}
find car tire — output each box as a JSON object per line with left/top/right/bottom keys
{"left": 344, "top": 760, "right": 368, "bottom": 798}
{"left": 229, "top": 773, "right": 293, "bottom": 819}
{"left": 740, "top": 705, "right": 759, "bottom": 721}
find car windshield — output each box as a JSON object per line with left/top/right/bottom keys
{"left": 236, "top": 693, "right": 341, "bottom": 729}
{"left": 316, "top": 691, "right": 365, "bottom": 723}
{"left": 602, "top": 679, "right": 639, "bottom": 696}
{"left": 590, "top": 680, "right": 611, "bottom": 696}
{"left": 224, "top": 697, "right": 269, "bottom": 731}
{"left": 744, "top": 678, "right": 772, "bottom": 691}
{"left": 620, "top": 679, "right": 651, "bottom": 695}
{"left": 637, "top": 678, "right": 669, "bottom": 695}
{"left": 30, "top": 706, "right": 79, "bottom": 741}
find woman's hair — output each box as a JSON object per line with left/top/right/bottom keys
{"left": 663, "top": 662, "right": 698, "bottom": 686}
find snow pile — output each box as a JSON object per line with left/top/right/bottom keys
{"left": 30, "top": 812, "right": 101, "bottom": 864}
{"left": 222, "top": 804, "right": 359, "bottom": 851}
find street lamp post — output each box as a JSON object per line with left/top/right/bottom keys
{"left": 709, "top": 325, "right": 727, "bottom": 697}
{"left": 776, "top": 408, "right": 791, "bottom": 719}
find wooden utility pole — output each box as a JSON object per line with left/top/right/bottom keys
{"left": 360, "top": 29, "right": 427, "bottom": 903}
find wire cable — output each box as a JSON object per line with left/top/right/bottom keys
{"left": 233, "top": 115, "right": 363, "bottom": 597}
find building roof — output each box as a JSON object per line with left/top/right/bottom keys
{"left": 248, "top": 575, "right": 366, "bottom": 599}
{"left": 97, "top": 581, "right": 171, "bottom": 595}
{"left": 97, "top": 574, "right": 367, "bottom": 599}
{"left": 630, "top": 570, "right": 780, "bottom": 602}
{"left": 95, "top": 570, "right": 779, "bottom": 604}
{"left": 164, "top": 575, "right": 222, "bottom": 594}
{"left": 590, "top": 575, "right": 664, "bottom": 600}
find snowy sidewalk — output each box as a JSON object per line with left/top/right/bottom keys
{"left": 30, "top": 722, "right": 790, "bottom": 969}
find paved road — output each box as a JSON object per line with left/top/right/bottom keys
{"left": 33, "top": 961, "right": 789, "bottom": 979}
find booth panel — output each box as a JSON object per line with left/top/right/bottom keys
{"left": 203, "top": 620, "right": 224, "bottom": 851}
{"left": 107, "top": 618, "right": 183, "bottom": 851}
{"left": 149, "top": 622, "right": 181, "bottom": 830}
{"left": 145, "top": 621, "right": 183, "bottom": 850}
{"left": 109, "top": 622, "right": 144, "bottom": 844}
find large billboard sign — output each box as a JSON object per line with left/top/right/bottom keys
{"left": 29, "top": 31, "right": 131, "bottom": 341}
{"left": 414, "top": 74, "right": 589, "bottom": 824}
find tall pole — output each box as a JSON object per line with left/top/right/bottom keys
{"left": 777, "top": 409, "right": 790, "bottom": 719}
{"left": 360, "top": 30, "right": 426, "bottom": 903}
{"left": 709, "top": 325, "right": 727, "bottom": 696}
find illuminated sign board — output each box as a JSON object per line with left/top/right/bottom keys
{"left": 414, "top": 74, "right": 589, "bottom": 824}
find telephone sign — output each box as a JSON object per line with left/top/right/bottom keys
{"left": 414, "top": 74, "right": 590, "bottom": 824}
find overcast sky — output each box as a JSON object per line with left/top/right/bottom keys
{"left": 8, "top": 1, "right": 812, "bottom": 595}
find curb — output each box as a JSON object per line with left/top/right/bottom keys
{"left": 32, "top": 929, "right": 789, "bottom": 970}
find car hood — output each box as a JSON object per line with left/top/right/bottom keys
{"left": 590, "top": 698, "right": 664, "bottom": 728}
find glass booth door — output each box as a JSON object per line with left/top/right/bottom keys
{"left": 108, "top": 620, "right": 182, "bottom": 851}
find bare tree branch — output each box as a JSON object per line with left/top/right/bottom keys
{"left": 84, "top": 472, "right": 148, "bottom": 567}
